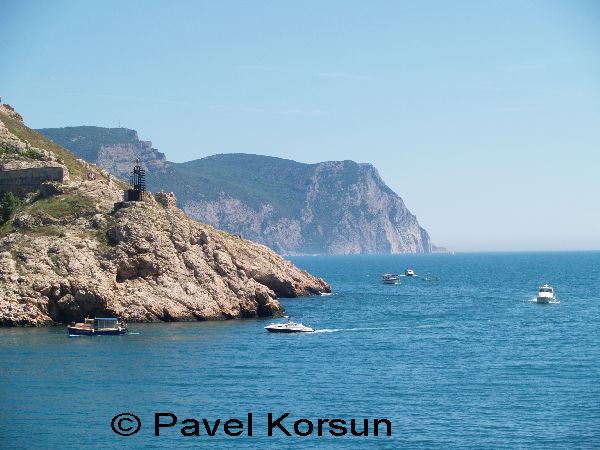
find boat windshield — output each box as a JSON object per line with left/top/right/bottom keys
{"left": 539, "top": 288, "right": 553, "bottom": 293}
{"left": 94, "top": 318, "right": 119, "bottom": 329}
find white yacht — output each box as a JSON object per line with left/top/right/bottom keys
{"left": 265, "top": 318, "right": 314, "bottom": 333}
{"left": 404, "top": 268, "right": 416, "bottom": 277}
{"left": 536, "top": 284, "right": 556, "bottom": 304}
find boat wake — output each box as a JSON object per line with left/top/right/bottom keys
{"left": 415, "top": 323, "right": 451, "bottom": 329}
{"left": 528, "top": 298, "right": 560, "bottom": 304}
{"left": 314, "top": 326, "right": 408, "bottom": 333}
{"left": 320, "top": 293, "right": 334, "bottom": 296}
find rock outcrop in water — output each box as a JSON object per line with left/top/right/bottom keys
{"left": 0, "top": 106, "right": 329, "bottom": 326}
{"left": 38, "top": 127, "right": 441, "bottom": 255}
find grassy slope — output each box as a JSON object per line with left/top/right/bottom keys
{"left": 27, "top": 194, "right": 95, "bottom": 218}
{"left": 1, "top": 111, "right": 86, "bottom": 181}
{"left": 0, "top": 111, "right": 126, "bottom": 238}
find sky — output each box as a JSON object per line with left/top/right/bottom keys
{"left": 1, "top": 0, "right": 599, "bottom": 251}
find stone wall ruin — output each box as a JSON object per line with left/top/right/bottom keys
{"left": 0, "top": 165, "right": 65, "bottom": 197}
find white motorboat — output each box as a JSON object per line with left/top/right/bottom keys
{"left": 382, "top": 273, "right": 400, "bottom": 284}
{"left": 536, "top": 284, "right": 556, "bottom": 304}
{"left": 265, "top": 318, "right": 314, "bottom": 333}
{"left": 404, "top": 268, "right": 416, "bottom": 277}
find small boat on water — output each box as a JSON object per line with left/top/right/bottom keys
{"left": 404, "top": 268, "right": 416, "bottom": 277}
{"left": 422, "top": 274, "right": 440, "bottom": 282}
{"left": 265, "top": 318, "right": 314, "bottom": 333}
{"left": 382, "top": 273, "right": 400, "bottom": 284}
{"left": 68, "top": 317, "right": 128, "bottom": 335}
{"left": 536, "top": 284, "right": 556, "bottom": 304}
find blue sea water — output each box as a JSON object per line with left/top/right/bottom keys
{"left": 1, "top": 252, "right": 599, "bottom": 449}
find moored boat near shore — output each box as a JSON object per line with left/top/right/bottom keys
{"left": 67, "top": 317, "right": 128, "bottom": 335}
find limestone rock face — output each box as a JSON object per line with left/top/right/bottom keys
{"left": 0, "top": 119, "right": 26, "bottom": 152}
{"left": 0, "top": 104, "right": 24, "bottom": 123}
{"left": 97, "top": 142, "right": 168, "bottom": 181}
{"left": 0, "top": 196, "right": 329, "bottom": 326}
{"left": 183, "top": 158, "right": 434, "bottom": 255}
{"left": 154, "top": 191, "right": 177, "bottom": 208}
{"left": 0, "top": 108, "right": 330, "bottom": 326}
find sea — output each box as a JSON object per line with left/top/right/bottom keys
{"left": 1, "top": 252, "right": 599, "bottom": 449}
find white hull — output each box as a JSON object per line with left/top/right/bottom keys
{"left": 536, "top": 284, "right": 555, "bottom": 304}
{"left": 265, "top": 322, "right": 314, "bottom": 333}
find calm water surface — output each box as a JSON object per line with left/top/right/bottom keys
{"left": 1, "top": 252, "right": 599, "bottom": 448}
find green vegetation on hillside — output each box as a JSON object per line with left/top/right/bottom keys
{"left": 165, "top": 154, "right": 314, "bottom": 216}
{"left": 1, "top": 192, "right": 20, "bottom": 223}
{"left": 37, "top": 126, "right": 139, "bottom": 162}
{"left": 0, "top": 192, "right": 96, "bottom": 239}
{"left": 0, "top": 111, "right": 86, "bottom": 180}
{"left": 0, "top": 145, "right": 46, "bottom": 161}
{"left": 28, "top": 194, "right": 95, "bottom": 219}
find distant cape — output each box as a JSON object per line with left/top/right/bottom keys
{"left": 38, "top": 126, "right": 443, "bottom": 255}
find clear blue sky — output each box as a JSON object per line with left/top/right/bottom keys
{"left": 1, "top": 0, "right": 599, "bottom": 251}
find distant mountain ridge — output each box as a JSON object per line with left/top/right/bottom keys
{"left": 38, "top": 126, "right": 441, "bottom": 255}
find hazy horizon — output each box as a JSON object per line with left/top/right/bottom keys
{"left": 1, "top": 0, "right": 599, "bottom": 252}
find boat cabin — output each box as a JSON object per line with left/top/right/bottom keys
{"left": 538, "top": 285, "right": 554, "bottom": 294}
{"left": 382, "top": 273, "right": 400, "bottom": 284}
{"left": 67, "top": 317, "right": 127, "bottom": 335}
{"left": 94, "top": 318, "right": 121, "bottom": 330}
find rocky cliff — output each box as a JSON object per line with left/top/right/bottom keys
{"left": 179, "top": 156, "right": 434, "bottom": 254}
{"left": 38, "top": 127, "right": 438, "bottom": 255}
{"left": 39, "top": 126, "right": 169, "bottom": 181}
{"left": 1, "top": 107, "right": 329, "bottom": 326}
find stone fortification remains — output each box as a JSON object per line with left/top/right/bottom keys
{"left": 0, "top": 162, "right": 65, "bottom": 197}
{"left": 1, "top": 106, "right": 67, "bottom": 197}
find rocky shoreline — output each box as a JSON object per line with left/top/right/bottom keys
{"left": 0, "top": 105, "right": 330, "bottom": 326}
